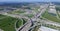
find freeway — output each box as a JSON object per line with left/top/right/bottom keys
{"left": 41, "top": 17, "right": 60, "bottom": 27}
{"left": 0, "top": 12, "right": 32, "bottom": 31}
{"left": 31, "top": 5, "right": 48, "bottom": 22}
{"left": 0, "top": 13, "right": 29, "bottom": 19}
{"left": 0, "top": 4, "right": 49, "bottom": 31}
{"left": 18, "top": 20, "right": 32, "bottom": 31}
{"left": 0, "top": 4, "right": 60, "bottom": 31}
{"left": 17, "top": 18, "right": 33, "bottom": 31}
{"left": 17, "top": 5, "right": 48, "bottom": 31}
{"left": 0, "top": 6, "right": 52, "bottom": 31}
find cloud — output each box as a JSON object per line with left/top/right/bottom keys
{"left": 0, "top": 0, "right": 60, "bottom": 2}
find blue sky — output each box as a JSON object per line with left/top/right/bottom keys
{"left": 0, "top": 0, "right": 60, "bottom": 2}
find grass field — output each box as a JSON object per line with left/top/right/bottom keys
{"left": 13, "top": 10, "right": 25, "bottom": 13}
{"left": 56, "top": 11, "right": 60, "bottom": 18}
{"left": 0, "top": 14, "right": 23, "bottom": 31}
{"left": 55, "top": 6, "right": 60, "bottom": 18}
{"left": 16, "top": 19, "right": 23, "bottom": 28}
{"left": 8, "top": 10, "right": 25, "bottom": 14}
{"left": 34, "top": 7, "right": 40, "bottom": 13}
{"left": 42, "top": 10, "right": 60, "bottom": 23}
{"left": 0, "top": 14, "right": 7, "bottom": 18}
{"left": 16, "top": 18, "right": 27, "bottom": 28}
{"left": 25, "top": 14, "right": 34, "bottom": 18}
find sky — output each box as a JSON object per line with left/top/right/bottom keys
{"left": 0, "top": 0, "right": 60, "bottom": 2}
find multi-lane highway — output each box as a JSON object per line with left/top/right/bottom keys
{"left": 0, "top": 5, "right": 48, "bottom": 31}
{"left": 0, "top": 4, "right": 59, "bottom": 31}
{"left": 18, "top": 5, "right": 48, "bottom": 31}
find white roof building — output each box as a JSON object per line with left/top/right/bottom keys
{"left": 48, "top": 3, "right": 57, "bottom": 14}
{"left": 38, "top": 26, "right": 59, "bottom": 31}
